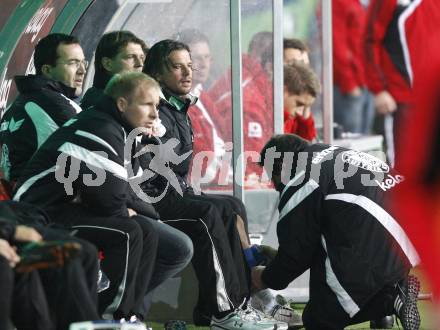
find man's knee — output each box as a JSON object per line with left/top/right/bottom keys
{"left": 228, "top": 196, "right": 246, "bottom": 216}
{"left": 75, "top": 237, "right": 99, "bottom": 270}
{"left": 112, "top": 219, "right": 144, "bottom": 245}
{"left": 133, "top": 217, "right": 160, "bottom": 252}
{"left": 174, "top": 230, "right": 194, "bottom": 264}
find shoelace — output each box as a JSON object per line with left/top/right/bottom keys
{"left": 271, "top": 305, "right": 293, "bottom": 318}
{"left": 246, "top": 305, "right": 280, "bottom": 323}
{"left": 236, "top": 307, "right": 262, "bottom": 322}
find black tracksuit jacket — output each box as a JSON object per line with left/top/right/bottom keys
{"left": 0, "top": 75, "right": 81, "bottom": 182}
{"left": 13, "top": 94, "right": 148, "bottom": 217}
{"left": 262, "top": 143, "right": 418, "bottom": 316}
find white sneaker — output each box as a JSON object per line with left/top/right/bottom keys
{"left": 211, "top": 306, "right": 288, "bottom": 330}
{"left": 252, "top": 291, "right": 303, "bottom": 329}
{"left": 69, "top": 320, "right": 147, "bottom": 330}
{"left": 244, "top": 305, "right": 288, "bottom": 330}
{"left": 252, "top": 290, "right": 277, "bottom": 314}
{"left": 270, "top": 304, "right": 303, "bottom": 328}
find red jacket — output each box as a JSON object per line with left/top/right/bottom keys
{"left": 209, "top": 54, "right": 274, "bottom": 177}
{"left": 364, "top": 0, "right": 413, "bottom": 103}
{"left": 333, "top": 0, "right": 368, "bottom": 93}
{"left": 392, "top": 0, "right": 440, "bottom": 297}
{"left": 283, "top": 110, "right": 317, "bottom": 141}
{"left": 188, "top": 89, "right": 229, "bottom": 186}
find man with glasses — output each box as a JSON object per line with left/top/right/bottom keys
{"left": 0, "top": 33, "right": 87, "bottom": 185}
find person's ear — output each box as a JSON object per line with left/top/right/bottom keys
{"left": 102, "top": 57, "right": 113, "bottom": 72}
{"left": 116, "top": 96, "right": 127, "bottom": 113}
{"left": 41, "top": 64, "right": 52, "bottom": 78}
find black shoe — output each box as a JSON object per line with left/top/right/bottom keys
{"left": 394, "top": 275, "right": 421, "bottom": 330}
{"left": 370, "top": 315, "right": 394, "bottom": 329}
{"left": 193, "top": 307, "right": 211, "bottom": 326}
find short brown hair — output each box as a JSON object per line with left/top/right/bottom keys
{"left": 104, "top": 72, "right": 159, "bottom": 101}
{"left": 284, "top": 62, "right": 320, "bottom": 97}
{"left": 143, "top": 39, "right": 190, "bottom": 80}
{"left": 95, "top": 31, "right": 147, "bottom": 75}
{"left": 283, "top": 38, "right": 308, "bottom": 52}
{"left": 34, "top": 33, "right": 80, "bottom": 75}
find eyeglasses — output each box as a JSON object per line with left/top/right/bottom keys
{"left": 57, "top": 59, "right": 89, "bottom": 69}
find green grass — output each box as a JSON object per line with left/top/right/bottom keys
{"left": 148, "top": 268, "right": 436, "bottom": 329}
{"left": 346, "top": 300, "right": 435, "bottom": 329}
{"left": 149, "top": 323, "right": 208, "bottom": 330}
{"left": 148, "top": 300, "right": 435, "bottom": 330}
{"left": 148, "top": 300, "right": 434, "bottom": 329}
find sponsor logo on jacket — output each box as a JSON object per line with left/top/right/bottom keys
{"left": 375, "top": 174, "right": 405, "bottom": 191}
{"left": 341, "top": 150, "right": 389, "bottom": 173}
{"left": 312, "top": 146, "right": 339, "bottom": 164}
{"left": 248, "top": 122, "right": 262, "bottom": 138}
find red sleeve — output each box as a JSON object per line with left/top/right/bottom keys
{"left": 348, "top": 1, "right": 368, "bottom": 87}
{"left": 284, "top": 110, "right": 296, "bottom": 134}
{"left": 208, "top": 73, "right": 231, "bottom": 105}
{"left": 295, "top": 114, "right": 317, "bottom": 141}
{"left": 332, "top": 0, "right": 358, "bottom": 93}
{"left": 363, "top": 0, "right": 398, "bottom": 94}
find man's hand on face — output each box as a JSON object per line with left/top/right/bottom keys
{"left": 14, "top": 226, "right": 42, "bottom": 242}
{"left": 0, "top": 239, "right": 20, "bottom": 267}
{"left": 285, "top": 106, "right": 298, "bottom": 118}
{"left": 300, "top": 106, "right": 312, "bottom": 119}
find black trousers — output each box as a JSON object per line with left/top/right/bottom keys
{"left": 0, "top": 201, "right": 100, "bottom": 329}
{"left": 302, "top": 249, "right": 396, "bottom": 330}
{"left": 46, "top": 203, "right": 159, "bottom": 319}
{"left": 0, "top": 256, "right": 53, "bottom": 330}
{"left": 37, "top": 227, "right": 100, "bottom": 329}
{"left": 154, "top": 189, "right": 250, "bottom": 317}
{"left": 203, "top": 193, "right": 249, "bottom": 234}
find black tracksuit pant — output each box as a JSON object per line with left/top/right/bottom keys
{"left": 37, "top": 227, "right": 100, "bottom": 329}
{"left": 0, "top": 256, "right": 53, "bottom": 330}
{"left": 0, "top": 201, "right": 99, "bottom": 329}
{"left": 46, "top": 203, "right": 159, "bottom": 319}
{"left": 154, "top": 189, "right": 250, "bottom": 318}
{"left": 302, "top": 248, "right": 396, "bottom": 329}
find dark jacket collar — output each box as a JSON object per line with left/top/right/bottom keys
{"left": 93, "top": 70, "right": 113, "bottom": 90}
{"left": 93, "top": 94, "right": 133, "bottom": 133}
{"left": 81, "top": 86, "right": 104, "bottom": 110}
{"left": 160, "top": 87, "right": 198, "bottom": 112}
{"left": 14, "top": 75, "right": 77, "bottom": 99}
